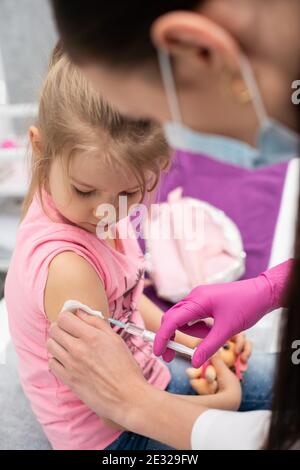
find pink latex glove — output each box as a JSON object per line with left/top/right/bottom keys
{"left": 153, "top": 259, "right": 292, "bottom": 368}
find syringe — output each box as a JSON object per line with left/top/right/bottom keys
{"left": 62, "top": 300, "right": 195, "bottom": 358}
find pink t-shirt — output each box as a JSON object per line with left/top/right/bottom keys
{"left": 5, "top": 193, "right": 171, "bottom": 450}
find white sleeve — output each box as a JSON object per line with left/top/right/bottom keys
{"left": 191, "top": 409, "right": 271, "bottom": 450}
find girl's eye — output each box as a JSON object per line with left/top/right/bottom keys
{"left": 73, "top": 186, "right": 95, "bottom": 198}
{"left": 120, "top": 189, "right": 141, "bottom": 198}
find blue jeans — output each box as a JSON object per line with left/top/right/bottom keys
{"left": 104, "top": 352, "right": 276, "bottom": 450}
{"left": 239, "top": 351, "right": 276, "bottom": 411}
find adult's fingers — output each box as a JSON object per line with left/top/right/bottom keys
{"left": 161, "top": 330, "right": 176, "bottom": 362}
{"left": 49, "top": 322, "right": 80, "bottom": 352}
{"left": 153, "top": 304, "right": 208, "bottom": 357}
{"left": 56, "top": 310, "right": 111, "bottom": 339}
{"left": 192, "top": 322, "right": 232, "bottom": 368}
{"left": 75, "top": 310, "right": 113, "bottom": 333}
{"left": 178, "top": 321, "right": 211, "bottom": 338}
{"left": 48, "top": 357, "right": 70, "bottom": 384}
{"left": 47, "top": 337, "right": 70, "bottom": 367}
{"left": 162, "top": 347, "right": 176, "bottom": 363}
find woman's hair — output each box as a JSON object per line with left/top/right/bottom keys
{"left": 23, "top": 43, "right": 169, "bottom": 215}
{"left": 266, "top": 188, "right": 300, "bottom": 449}
{"left": 265, "top": 76, "right": 300, "bottom": 448}
{"left": 51, "top": 0, "right": 200, "bottom": 68}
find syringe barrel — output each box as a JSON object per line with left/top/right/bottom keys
{"left": 142, "top": 330, "right": 194, "bottom": 358}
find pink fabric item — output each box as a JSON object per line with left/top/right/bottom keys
{"left": 146, "top": 188, "right": 245, "bottom": 303}
{"left": 153, "top": 259, "right": 293, "bottom": 367}
{"left": 5, "top": 192, "right": 170, "bottom": 450}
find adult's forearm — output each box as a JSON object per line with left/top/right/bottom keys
{"left": 116, "top": 383, "right": 206, "bottom": 450}
{"left": 107, "top": 356, "right": 241, "bottom": 449}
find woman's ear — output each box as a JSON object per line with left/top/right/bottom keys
{"left": 151, "top": 11, "right": 241, "bottom": 72}
{"left": 29, "top": 126, "right": 42, "bottom": 157}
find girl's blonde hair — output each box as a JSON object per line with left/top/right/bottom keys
{"left": 23, "top": 43, "right": 169, "bottom": 215}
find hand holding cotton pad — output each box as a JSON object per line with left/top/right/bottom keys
{"left": 61, "top": 300, "right": 195, "bottom": 359}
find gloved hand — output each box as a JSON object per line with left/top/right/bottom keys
{"left": 153, "top": 259, "right": 292, "bottom": 368}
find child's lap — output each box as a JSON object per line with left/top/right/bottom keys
{"left": 104, "top": 431, "right": 175, "bottom": 450}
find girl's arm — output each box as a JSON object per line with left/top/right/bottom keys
{"left": 45, "top": 255, "right": 196, "bottom": 351}
{"left": 138, "top": 294, "right": 200, "bottom": 350}
{"left": 48, "top": 308, "right": 242, "bottom": 451}
{"left": 123, "top": 355, "right": 242, "bottom": 449}
{"left": 44, "top": 251, "right": 110, "bottom": 322}
{"left": 45, "top": 251, "right": 124, "bottom": 431}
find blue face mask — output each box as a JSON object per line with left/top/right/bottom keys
{"left": 159, "top": 52, "right": 300, "bottom": 169}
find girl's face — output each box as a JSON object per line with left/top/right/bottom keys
{"left": 48, "top": 151, "right": 144, "bottom": 234}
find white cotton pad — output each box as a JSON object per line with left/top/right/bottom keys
{"left": 61, "top": 300, "right": 104, "bottom": 319}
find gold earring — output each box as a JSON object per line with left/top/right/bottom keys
{"left": 231, "top": 77, "right": 252, "bottom": 104}
{"left": 220, "top": 66, "right": 252, "bottom": 104}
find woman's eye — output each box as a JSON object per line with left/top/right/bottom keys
{"left": 73, "top": 186, "right": 95, "bottom": 198}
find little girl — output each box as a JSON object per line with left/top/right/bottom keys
{"left": 4, "top": 45, "right": 205, "bottom": 450}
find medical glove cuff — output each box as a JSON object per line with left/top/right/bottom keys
{"left": 260, "top": 259, "right": 293, "bottom": 312}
